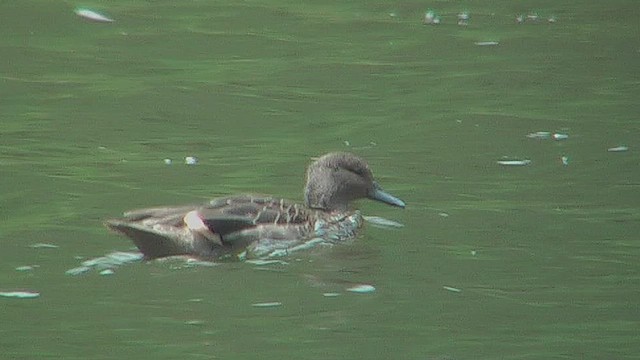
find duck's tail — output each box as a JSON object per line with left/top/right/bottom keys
{"left": 105, "top": 220, "right": 192, "bottom": 259}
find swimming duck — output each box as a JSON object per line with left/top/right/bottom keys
{"left": 105, "top": 152, "right": 405, "bottom": 260}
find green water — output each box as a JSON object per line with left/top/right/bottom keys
{"left": 1, "top": 1, "right": 639, "bottom": 359}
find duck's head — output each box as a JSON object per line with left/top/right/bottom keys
{"left": 304, "top": 152, "right": 406, "bottom": 212}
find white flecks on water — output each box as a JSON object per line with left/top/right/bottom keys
{"left": 185, "top": 156, "right": 198, "bottom": 165}
{"left": 74, "top": 8, "right": 114, "bottom": 23}
{"left": 516, "top": 12, "right": 556, "bottom": 24}
{"left": 29, "top": 243, "right": 58, "bottom": 249}
{"left": 423, "top": 10, "right": 440, "bottom": 25}
{"left": 497, "top": 159, "right": 531, "bottom": 166}
{"left": 346, "top": 284, "right": 376, "bottom": 294}
{"left": 66, "top": 251, "right": 143, "bottom": 275}
{"left": 99, "top": 269, "right": 115, "bottom": 276}
{"left": 106, "top": 251, "right": 143, "bottom": 263}
{"left": 246, "top": 259, "right": 289, "bottom": 266}
{"left": 561, "top": 156, "right": 570, "bottom": 166}
{"left": 475, "top": 41, "right": 499, "bottom": 46}
{"left": 15, "top": 265, "right": 35, "bottom": 271}
{"left": 438, "top": 212, "right": 450, "bottom": 217}
{"left": 552, "top": 133, "right": 569, "bottom": 140}
{"left": 163, "top": 158, "right": 172, "bottom": 165}
{"left": 0, "top": 291, "right": 40, "bottom": 299}
{"left": 251, "top": 302, "right": 283, "bottom": 308}
{"left": 608, "top": 146, "right": 629, "bottom": 152}
{"left": 185, "top": 320, "right": 205, "bottom": 326}
{"left": 471, "top": 250, "right": 477, "bottom": 256}
{"left": 184, "top": 259, "right": 217, "bottom": 267}
{"left": 363, "top": 216, "right": 404, "bottom": 228}
{"left": 323, "top": 292, "right": 341, "bottom": 298}
{"left": 443, "top": 286, "right": 462, "bottom": 293}
{"left": 263, "top": 238, "right": 327, "bottom": 258}
{"left": 526, "top": 131, "right": 552, "bottom": 139}
{"left": 457, "top": 11, "right": 469, "bottom": 26}
{"left": 65, "top": 266, "right": 91, "bottom": 276}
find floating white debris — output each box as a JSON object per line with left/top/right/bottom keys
{"left": 163, "top": 158, "right": 172, "bottom": 165}
{"left": 527, "top": 13, "right": 539, "bottom": 22}
{"left": 475, "top": 41, "right": 499, "bottom": 46}
{"left": 246, "top": 259, "right": 289, "bottom": 266}
{"left": 99, "top": 269, "right": 115, "bottom": 276}
{"left": 608, "top": 146, "right": 629, "bottom": 152}
{"left": 74, "top": 8, "right": 114, "bottom": 23}
{"left": 15, "top": 266, "right": 34, "bottom": 271}
{"left": 363, "top": 216, "right": 404, "bottom": 228}
{"left": 185, "top": 320, "right": 205, "bottom": 326}
{"left": 471, "top": 250, "right": 477, "bottom": 256}
{"left": 264, "top": 238, "right": 327, "bottom": 258}
{"left": 266, "top": 249, "right": 288, "bottom": 258}
{"left": 516, "top": 15, "right": 525, "bottom": 24}
{"left": 0, "top": 291, "right": 40, "bottom": 299}
{"left": 423, "top": 10, "right": 440, "bottom": 25}
{"left": 81, "top": 257, "right": 109, "bottom": 267}
{"left": 65, "top": 266, "right": 91, "bottom": 276}
{"left": 438, "top": 212, "right": 450, "bottom": 217}
{"left": 497, "top": 159, "right": 531, "bottom": 166}
{"left": 526, "top": 131, "right": 551, "bottom": 139}
{"left": 346, "top": 284, "right": 376, "bottom": 294}
{"left": 68, "top": 251, "right": 143, "bottom": 274}
{"left": 185, "top": 156, "right": 198, "bottom": 165}
{"left": 106, "top": 251, "right": 143, "bottom": 263}
{"left": 443, "top": 286, "right": 462, "bottom": 293}
{"left": 548, "top": 16, "right": 557, "bottom": 23}
{"left": 561, "top": 156, "right": 569, "bottom": 166}
{"left": 457, "top": 11, "right": 469, "bottom": 26}
{"left": 552, "top": 133, "right": 569, "bottom": 140}
{"left": 323, "top": 292, "right": 341, "bottom": 297}
{"left": 30, "top": 243, "right": 58, "bottom": 249}
{"left": 81, "top": 251, "right": 142, "bottom": 268}
{"left": 185, "top": 259, "right": 217, "bottom": 267}
{"left": 251, "top": 302, "right": 282, "bottom": 308}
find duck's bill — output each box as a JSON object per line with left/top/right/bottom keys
{"left": 369, "top": 183, "right": 406, "bottom": 208}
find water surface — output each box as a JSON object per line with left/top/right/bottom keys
{"left": 1, "top": 1, "right": 638, "bottom": 359}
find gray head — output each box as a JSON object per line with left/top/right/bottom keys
{"left": 304, "top": 152, "right": 406, "bottom": 212}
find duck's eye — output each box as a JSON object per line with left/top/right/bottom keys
{"left": 346, "top": 167, "right": 367, "bottom": 178}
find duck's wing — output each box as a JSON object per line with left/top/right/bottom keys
{"left": 203, "top": 196, "right": 308, "bottom": 228}
{"left": 105, "top": 195, "right": 311, "bottom": 259}
{"left": 197, "top": 195, "right": 312, "bottom": 245}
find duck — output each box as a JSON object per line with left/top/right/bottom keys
{"left": 105, "top": 152, "right": 405, "bottom": 260}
